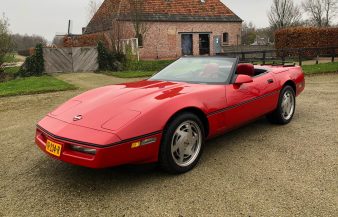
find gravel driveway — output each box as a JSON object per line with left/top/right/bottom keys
{"left": 0, "top": 73, "right": 337, "bottom": 217}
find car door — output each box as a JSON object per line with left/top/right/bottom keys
{"left": 221, "top": 73, "right": 279, "bottom": 131}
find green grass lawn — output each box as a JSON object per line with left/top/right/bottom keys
{"left": 4, "top": 66, "right": 20, "bottom": 74}
{"left": 0, "top": 75, "right": 77, "bottom": 97}
{"left": 126, "top": 60, "right": 174, "bottom": 71}
{"left": 104, "top": 70, "right": 155, "bottom": 78}
{"left": 102, "top": 60, "right": 174, "bottom": 78}
{"left": 104, "top": 60, "right": 338, "bottom": 78}
{"left": 3, "top": 53, "right": 19, "bottom": 63}
{"left": 302, "top": 62, "right": 338, "bottom": 74}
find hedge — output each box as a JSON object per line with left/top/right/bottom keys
{"left": 275, "top": 27, "right": 338, "bottom": 57}
{"left": 63, "top": 33, "right": 108, "bottom": 48}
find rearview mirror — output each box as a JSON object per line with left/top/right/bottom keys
{"left": 235, "top": 74, "right": 253, "bottom": 85}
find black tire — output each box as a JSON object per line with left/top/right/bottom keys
{"left": 159, "top": 112, "right": 205, "bottom": 174}
{"left": 267, "top": 85, "right": 296, "bottom": 125}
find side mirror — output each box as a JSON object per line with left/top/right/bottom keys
{"left": 235, "top": 74, "right": 253, "bottom": 85}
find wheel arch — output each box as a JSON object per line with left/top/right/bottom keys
{"left": 283, "top": 80, "right": 296, "bottom": 94}
{"left": 164, "top": 107, "right": 210, "bottom": 138}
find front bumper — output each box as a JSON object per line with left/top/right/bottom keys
{"left": 35, "top": 118, "right": 162, "bottom": 169}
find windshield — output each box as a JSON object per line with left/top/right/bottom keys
{"left": 149, "top": 57, "right": 237, "bottom": 84}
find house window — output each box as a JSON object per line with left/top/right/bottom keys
{"left": 136, "top": 33, "right": 143, "bottom": 47}
{"left": 222, "top": 32, "right": 229, "bottom": 44}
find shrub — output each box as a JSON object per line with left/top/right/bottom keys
{"left": 63, "top": 33, "right": 106, "bottom": 48}
{"left": 0, "top": 66, "right": 16, "bottom": 82}
{"left": 3, "top": 53, "right": 16, "bottom": 63}
{"left": 97, "top": 41, "right": 110, "bottom": 71}
{"left": 17, "top": 49, "right": 31, "bottom": 57}
{"left": 0, "top": 15, "right": 14, "bottom": 67}
{"left": 18, "top": 43, "right": 44, "bottom": 77}
{"left": 125, "top": 43, "right": 136, "bottom": 61}
{"left": 97, "top": 41, "right": 126, "bottom": 71}
{"left": 0, "top": 67, "right": 5, "bottom": 81}
{"left": 275, "top": 27, "right": 338, "bottom": 57}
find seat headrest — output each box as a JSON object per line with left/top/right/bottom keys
{"left": 237, "top": 64, "right": 254, "bottom": 77}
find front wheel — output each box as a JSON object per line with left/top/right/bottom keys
{"left": 159, "top": 113, "right": 205, "bottom": 174}
{"left": 267, "top": 86, "right": 296, "bottom": 125}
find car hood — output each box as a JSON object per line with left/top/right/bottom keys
{"left": 48, "top": 80, "right": 193, "bottom": 132}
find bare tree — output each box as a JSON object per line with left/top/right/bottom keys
{"left": 241, "top": 22, "right": 256, "bottom": 45}
{"left": 323, "top": 0, "right": 337, "bottom": 26}
{"left": 256, "top": 27, "right": 275, "bottom": 44}
{"left": 128, "top": 0, "right": 149, "bottom": 47}
{"left": 86, "top": 0, "right": 103, "bottom": 24}
{"left": 0, "top": 14, "right": 13, "bottom": 66}
{"left": 85, "top": 0, "right": 148, "bottom": 52}
{"left": 268, "top": 0, "right": 302, "bottom": 29}
{"left": 85, "top": 0, "right": 126, "bottom": 51}
{"left": 302, "top": 0, "right": 337, "bottom": 26}
{"left": 302, "top": 0, "right": 323, "bottom": 26}
{"left": 12, "top": 34, "right": 47, "bottom": 51}
{"left": 108, "top": 1, "right": 128, "bottom": 52}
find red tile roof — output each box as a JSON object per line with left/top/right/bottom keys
{"left": 85, "top": 0, "right": 242, "bottom": 34}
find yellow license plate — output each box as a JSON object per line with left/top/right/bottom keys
{"left": 46, "top": 140, "right": 62, "bottom": 157}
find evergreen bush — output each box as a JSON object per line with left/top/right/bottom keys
{"left": 18, "top": 43, "right": 44, "bottom": 77}
{"left": 97, "top": 41, "right": 126, "bottom": 71}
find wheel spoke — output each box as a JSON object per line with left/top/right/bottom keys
{"left": 281, "top": 90, "right": 295, "bottom": 120}
{"left": 172, "top": 144, "right": 180, "bottom": 152}
{"left": 282, "top": 97, "right": 288, "bottom": 109}
{"left": 185, "top": 124, "right": 194, "bottom": 140}
{"left": 177, "top": 130, "right": 188, "bottom": 138}
{"left": 172, "top": 135, "right": 185, "bottom": 152}
{"left": 185, "top": 145, "right": 195, "bottom": 156}
{"left": 178, "top": 146, "right": 185, "bottom": 163}
{"left": 282, "top": 102, "right": 287, "bottom": 112}
{"left": 189, "top": 134, "right": 198, "bottom": 146}
{"left": 287, "top": 103, "right": 291, "bottom": 113}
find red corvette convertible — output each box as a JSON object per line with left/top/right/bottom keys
{"left": 36, "top": 57, "right": 305, "bottom": 173}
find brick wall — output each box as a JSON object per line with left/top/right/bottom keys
{"left": 139, "top": 21, "right": 242, "bottom": 59}
{"left": 64, "top": 21, "right": 242, "bottom": 60}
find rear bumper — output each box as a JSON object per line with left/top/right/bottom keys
{"left": 35, "top": 123, "right": 162, "bottom": 169}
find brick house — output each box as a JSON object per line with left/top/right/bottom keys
{"left": 84, "top": 0, "right": 242, "bottom": 59}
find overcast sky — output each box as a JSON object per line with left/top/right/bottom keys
{"left": 0, "top": 0, "right": 335, "bottom": 41}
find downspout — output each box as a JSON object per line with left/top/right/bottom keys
{"left": 156, "top": 22, "right": 159, "bottom": 59}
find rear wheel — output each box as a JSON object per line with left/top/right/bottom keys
{"left": 267, "top": 86, "right": 296, "bottom": 124}
{"left": 159, "top": 113, "right": 205, "bottom": 174}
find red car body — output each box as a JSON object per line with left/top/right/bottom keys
{"left": 36, "top": 63, "right": 305, "bottom": 168}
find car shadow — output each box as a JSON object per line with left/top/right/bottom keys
{"left": 204, "top": 117, "right": 272, "bottom": 154}
{"left": 34, "top": 117, "right": 279, "bottom": 194}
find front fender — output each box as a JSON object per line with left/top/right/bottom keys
{"left": 116, "top": 85, "right": 226, "bottom": 140}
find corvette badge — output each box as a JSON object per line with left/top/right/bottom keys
{"left": 73, "top": 115, "right": 83, "bottom": 121}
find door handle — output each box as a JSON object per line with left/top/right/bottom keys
{"left": 267, "top": 79, "right": 274, "bottom": 84}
